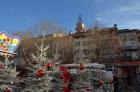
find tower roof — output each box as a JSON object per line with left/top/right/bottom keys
{"left": 75, "top": 15, "right": 85, "bottom": 33}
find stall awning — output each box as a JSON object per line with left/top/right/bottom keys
{"left": 116, "top": 61, "right": 140, "bottom": 66}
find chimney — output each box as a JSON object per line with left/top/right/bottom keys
{"left": 114, "top": 24, "right": 117, "bottom": 29}
{"left": 69, "top": 31, "right": 73, "bottom": 35}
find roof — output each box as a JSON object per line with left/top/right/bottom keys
{"left": 118, "top": 29, "right": 140, "bottom": 33}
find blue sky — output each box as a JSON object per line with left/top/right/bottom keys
{"left": 0, "top": 0, "right": 140, "bottom": 33}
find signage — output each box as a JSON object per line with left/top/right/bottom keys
{"left": 0, "top": 32, "right": 20, "bottom": 55}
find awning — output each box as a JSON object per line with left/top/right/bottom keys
{"left": 116, "top": 61, "right": 140, "bottom": 66}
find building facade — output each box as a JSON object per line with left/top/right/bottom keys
{"left": 118, "top": 29, "right": 140, "bottom": 61}
{"left": 50, "top": 17, "right": 140, "bottom": 74}
{"left": 116, "top": 29, "right": 140, "bottom": 77}
{"left": 51, "top": 33, "right": 74, "bottom": 63}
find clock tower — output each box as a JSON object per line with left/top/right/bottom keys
{"left": 75, "top": 15, "right": 85, "bottom": 33}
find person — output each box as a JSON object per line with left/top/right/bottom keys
{"left": 113, "top": 75, "right": 118, "bottom": 92}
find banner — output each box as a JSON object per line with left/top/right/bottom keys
{"left": 0, "top": 32, "right": 20, "bottom": 55}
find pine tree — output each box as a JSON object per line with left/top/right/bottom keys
{"left": 18, "top": 31, "right": 54, "bottom": 92}
{"left": 0, "top": 57, "right": 19, "bottom": 92}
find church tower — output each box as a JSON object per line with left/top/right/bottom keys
{"left": 75, "top": 15, "right": 85, "bottom": 33}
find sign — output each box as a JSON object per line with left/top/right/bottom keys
{"left": 0, "top": 32, "right": 20, "bottom": 55}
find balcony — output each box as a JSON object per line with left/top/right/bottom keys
{"left": 120, "top": 56, "right": 140, "bottom": 61}
{"left": 121, "top": 45, "right": 139, "bottom": 51}
{"left": 116, "top": 56, "right": 140, "bottom": 66}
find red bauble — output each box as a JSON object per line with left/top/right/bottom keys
{"left": 45, "top": 63, "right": 53, "bottom": 70}
{"left": 59, "top": 74, "right": 64, "bottom": 79}
{"left": 85, "top": 85, "right": 91, "bottom": 91}
{"left": 59, "top": 65, "right": 67, "bottom": 71}
{"left": 98, "top": 80, "right": 104, "bottom": 86}
{"left": 63, "top": 87, "right": 71, "bottom": 92}
{"left": 79, "top": 64, "right": 85, "bottom": 70}
{"left": 109, "top": 80, "right": 113, "bottom": 84}
{"left": 63, "top": 70, "right": 70, "bottom": 83}
{"left": 36, "top": 69, "right": 45, "bottom": 78}
{"left": 0, "top": 63, "right": 5, "bottom": 69}
{"left": 4, "top": 87, "right": 12, "bottom": 92}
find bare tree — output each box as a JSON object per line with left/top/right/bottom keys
{"left": 31, "top": 20, "right": 67, "bottom": 37}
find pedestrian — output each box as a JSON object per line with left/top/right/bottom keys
{"left": 113, "top": 75, "right": 119, "bottom": 92}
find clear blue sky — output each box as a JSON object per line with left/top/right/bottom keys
{"left": 0, "top": 0, "right": 140, "bottom": 33}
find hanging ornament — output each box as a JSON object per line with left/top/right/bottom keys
{"left": 98, "top": 80, "right": 104, "bottom": 87}
{"left": 63, "top": 87, "right": 71, "bottom": 92}
{"left": 85, "top": 85, "right": 91, "bottom": 91}
{"left": 59, "top": 74, "right": 64, "bottom": 79}
{"left": 79, "top": 64, "right": 85, "bottom": 70}
{"left": 59, "top": 65, "right": 67, "bottom": 71}
{"left": 63, "top": 69, "right": 70, "bottom": 83}
{"left": 0, "top": 63, "right": 5, "bottom": 69}
{"left": 109, "top": 80, "right": 113, "bottom": 84}
{"left": 36, "top": 69, "right": 45, "bottom": 78}
{"left": 45, "top": 63, "right": 53, "bottom": 71}
{"left": 3, "top": 87, "right": 12, "bottom": 92}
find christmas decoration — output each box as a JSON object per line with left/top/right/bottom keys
{"left": 85, "top": 85, "right": 91, "bottom": 91}
{"left": 59, "top": 65, "right": 67, "bottom": 71}
{"left": 59, "top": 74, "right": 63, "bottom": 79}
{"left": 62, "top": 70, "right": 70, "bottom": 83}
{"left": 63, "top": 87, "right": 71, "bottom": 92}
{"left": 4, "top": 87, "right": 12, "bottom": 92}
{"left": 36, "top": 69, "right": 45, "bottom": 78}
{"left": 98, "top": 80, "right": 104, "bottom": 87}
{"left": 0, "top": 31, "right": 114, "bottom": 92}
{"left": 0, "top": 63, "right": 5, "bottom": 69}
{"left": 45, "top": 63, "right": 54, "bottom": 71}
{"left": 109, "top": 80, "right": 113, "bottom": 84}
{"left": 79, "top": 63, "right": 85, "bottom": 70}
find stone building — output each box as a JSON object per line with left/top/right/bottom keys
{"left": 71, "top": 16, "right": 119, "bottom": 65}
{"left": 51, "top": 32, "right": 74, "bottom": 63}
{"left": 116, "top": 29, "right": 140, "bottom": 77}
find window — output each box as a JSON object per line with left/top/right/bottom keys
{"left": 129, "top": 35, "right": 136, "bottom": 41}
{"left": 75, "top": 41, "right": 80, "bottom": 46}
{"left": 82, "top": 41, "right": 90, "bottom": 46}
{"left": 122, "top": 36, "right": 127, "bottom": 42}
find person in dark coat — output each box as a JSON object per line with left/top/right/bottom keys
{"left": 113, "top": 75, "right": 119, "bottom": 92}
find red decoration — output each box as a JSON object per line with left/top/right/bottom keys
{"left": 59, "top": 65, "right": 67, "bottom": 71}
{"left": 109, "top": 80, "right": 113, "bottom": 84}
{"left": 4, "top": 87, "right": 12, "bottom": 92}
{"left": 59, "top": 65, "right": 71, "bottom": 83}
{"left": 98, "top": 80, "right": 104, "bottom": 86}
{"left": 45, "top": 63, "right": 53, "bottom": 70}
{"left": 36, "top": 69, "right": 45, "bottom": 78}
{"left": 63, "top": 69, "right": 70, "bottom": 83}
{"left": 85, "top": 85, "right": 91, "bottom": 91}
{"left": 0, "top": 63, "right": 5, "bottom": 69}
{"left": 59, "top": 74, "right": 64, "bottom": 79}
{"left": 59, "top": 65, "right": 71, "bottom": 91}
{"left": 79, "top": 64, "right": 85, "bottom": 70}
{"left": 63, "top": 87, "right": 71, "bottom": 92}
